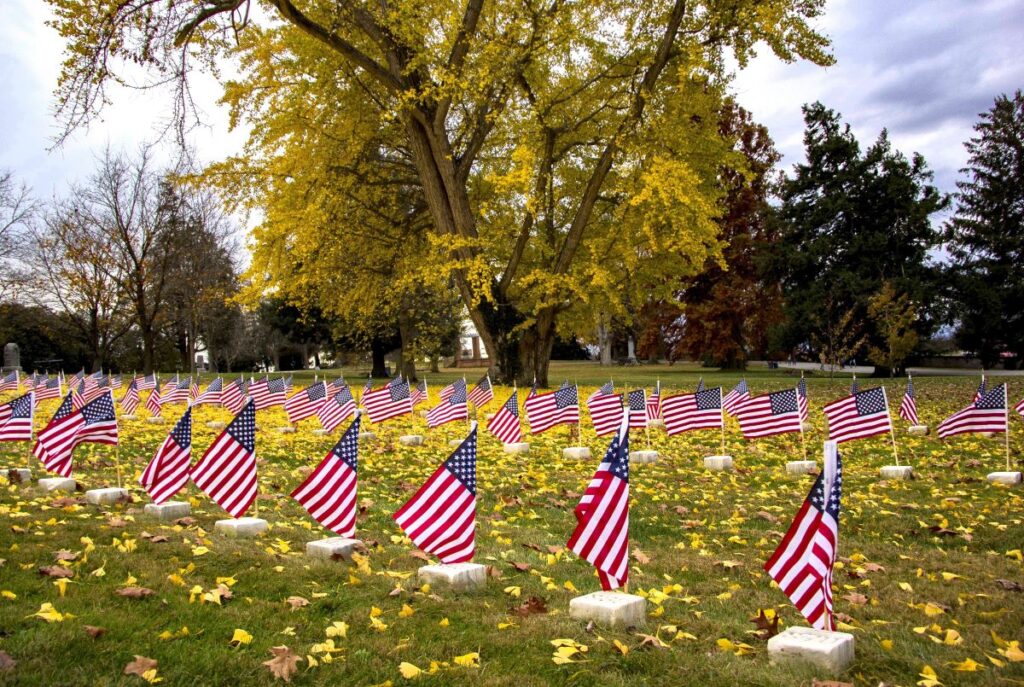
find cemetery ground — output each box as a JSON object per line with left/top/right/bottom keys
{"left": 0, "top": 369, "right": 1022, "bottom": 686}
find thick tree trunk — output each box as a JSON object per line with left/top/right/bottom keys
{"left": 597, "top": 318, "right": 612, "bottom": 366}
{"left": 141, "top": 328, "right": 156, "bottom": 375}
{"left": 396, "top": 311, "right": 418, "bottom": 381}
{"left": 370, "top": 337, "right": 389, "bottom": 378}
{"left": 299, "top": 343, "right": 309, "bottom": 370}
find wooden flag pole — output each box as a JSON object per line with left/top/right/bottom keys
{"left": 882, "top": 386, "right": 900, "bottom": 467}
{"left": 798, "top": 415, "right": 807, "bottom": 461}
{"left": 720, "top": 388, "right": 726, "bottom": 456}
{"left": 115, "top": 443, "right": 123, "bottom": 489}
{"left": 1005, "top": 384, "right": 1011, "bottom": 472}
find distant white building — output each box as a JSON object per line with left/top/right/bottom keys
{"left": 456, "top": 318, "right": 490, "bottom": 368}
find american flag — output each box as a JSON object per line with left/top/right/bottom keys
{"left": 139, "top": 407, "right": 192, "bottom": 504}
{"left": 362, "top": 378, "right": 413, "bottom": 424}
{"left": 765, "top": 440, "right": 842, "bottom": 630}
{"left": 975, "top": 375, "right": 986, "bottom": 402}
{"left": 525, "top": 385, "right": 579, "bottom": 434}
{"left": 362, "top": 375, "right": 373, "bottom": 399}
{"left": 285, "top": 381, "right": 328, "bottom": 424}
{"left": 937, "top": 383, "right": 1007, "bottom": 438}
{"left": 34, "top": 390, "right": 118, "bottom": 477}
{"left": 427, "top": 378, "right": 468, "bottom": 428}
{"left": 696, "top": 377, "right": 705, "bottom": 393}
{"left": 646, "top": 381, "right": 661, "bottom": 422}
{"left": 1015, "top": 395, "right": 1024, "bottom": 419}
{"left": 627, "top": 390, "right": 647, "bottom": 429}
{"left": 734, "top": 388, "right": 803, "bottom": 439}
{"left": 145, "top": 386, "right": 162, "bottom": 417}
{"left": 661, "top": 387, "right": 723, "bottom": 435}
{"left": 35, "top": 376, "right": 63, "bottom": 402}
{"left": 0, "top": 371, "right": 20, "bottom": 392}
{"left": 193, "top": 377, "right": 223, "bottom": 406}
{"left": 410, "top": 379, "right": 428, "bottom": 407}
{"left": 567, "top": 411, "right": 630, "bottom": 590}
{"left": 137, "top": 373, "right": 157, "bottom": 390}
{"left": 163, "top": 377, "right": 192, "bottom": 404}
{"left": 283, "top": 374, "right": 294, "bottom": 394}
{"left": 823, "top": 386, "right": 893, "bottom": 444}
{"left": 393, "top": 424, "right": 478, "bottom": 563}
{"left": 899, "top": 376, "right": 919, "bottom": 425}
{"left": 222, "top": 377, "right": 248, "bottom": 414}
{"left": 252, "top": 377, "right": 287, "bottom": 411}
{"left": 467, "top": 375, "right": 493, "bottom": 407}
{"left": 0, "top": 392, "right": 33, "bottom": 442}
{"left": 723, "top": 379, "right": 751, "bottom": 415}
{"left": 161, "top": 375, "right": 179, "bottom": 395}
{"left": 328, "top": 376, "right": 347, "bottom": 391}
{"left": 486, "top": 390, "right": 522, "bottom": 444}
{"left": 850, "top": 375, "right": 859, "bottom": 394}
{"left": 71, "top": 380, "right": 86, "bottom": 410}
{"left": 318, "top": 386, "right": 357, "bottom": 432}
{"left": 291, "top": 415, "right": 361, "bottom": 536}
{"left": 528, "top": 377, "right": 538, "bottom": 399}
{"left": 109, "top": 374, "right": 122, "bottom": 390}
{"left": 438, "top": 379, "right": 460, "bottom": 402}
{"left": 588, "top": 390, "right": 623, "bottom": 437}
{"left": 588, "top": 380, "right": 614, "bottom": 405}
{"left": 83, "top": 375, "right": 110, "bottom": 404}
{"left": 191, "top": 399, "right": 258, "bottom": 518}
{"left": 797, "top": 376, "right": 809, "bottom": 422}
{"left": 120, "top": 378, "right": 140, "bottom": 415}
{"left": 189, "top": 378, "right": 200, "bottom": 400}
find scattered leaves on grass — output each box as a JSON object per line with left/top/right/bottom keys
{"left": 84, "top": 625, "right": 106, "bottom": 638}
{"left": 511, "top": 596, "right": 548, "bottom": 616}
{"left": 117, "top": 587, "right": 155, "bottom": 598}
{"left": 263, "top": 646, "right": 302, "bottom": 682}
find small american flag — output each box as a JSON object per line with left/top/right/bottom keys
{"left": 696, "top": 377, "right": 705, "bottom": 393}
{"left": 410, "top": 379, "right": 428, "bottom": 407}
{"left": 285, "top": 381, "right": 328, "bottom": 424}
{"left": 899, "top": 376, "right": 919, "bottom": 425}
{"left": 723, "top": 379, "right": 751, "bottom": 415}
{"left": 162, "top": 377, "right": 192, "bottom": 404}
{"left": 427, "top": 378, "right": 468, "bottom": 428}
{"left": 0, "top": 392, "right": 33, "bottom": 442}
{"left": 139, "top": 407, "right": 192, "bottom": 504}
{"left": 120, "top": 378, "right": 140, "bottom": 415}
{"left": 486, "top": 390, "right": 522, "bottom": 445}
{"left": 137, "top": 373, "right": 157, "bottom": 390}
{"left": 850, "top": 375, "right": 859, "bottom": 394}
{"left": 797, "top": 376, "right": 809, "bottom": 422}
{"left": 646, "top": 381, "right": 661, "bottom": 422}
{"left": 362, "top": 378, "right": 413, "bottom": 424}
{"left": 974, "top": 375, "right": 986, "bottom": 402}
{"left": 627, "top": 390, "right": 647, "bottom": 429}
{"left": 109, "top": 374, "right": 123, "bottom": 390}
{"left": 567, "top": 411, "right": 630, "bottom": 590}
{"left": 193, "top": 377, "right": 224, "bottom": 406}
{"left": 292, "top": 415, "right": 361, "bottom": 536}
{"left": 661, "top": 387, "right": 723, "bottom": 436}
{"left": 467, "top": 374, "right": 493, "bottom": 407}
{"left": 588, "top": 390, "right": 623, "bottom": 437}
{"left": 83, "top": 375, "right": 110, "bottom": 404}
{"left": 525, "top": 385, "right": 579, "bottom": 435}
{"left": 588, "top": 380, "right": 614, "bottom": 405}
{"left": 438, "top": 379, "right": 459, "bottom": 402}
{"left": 734, "top": 388, "right": 803, "bottom": 439}
{"left": 393, "top": 424, "right": 478, "bottom": 563}
{"left": 222, "top": 377, "right": 248, "bottom": 414}
{"left": 250, "top": 377, "right": 287, "bottom": 410}
{"left": 765, "top": 440, "right": 842, "bottom": 630}
{"left": 71, "top": 380, "right": 86, "bottom": 410}
{"left": 34, "top": 391, "right": 118, "bottom": 477}
{"left": 318, "top": 386, "right": 357, "bottom": 432}
{"left": 0, "top": 371, "right": 20, "bottom": 392}
{"left": 191, "top": 399, "right": 258, "bottom": 518}
{"left": 823, "top": 387, "right": 893, "bottom": 444}
{"left": 938, "top": 384, "right": 1007, "bottom": 438}
{"left": 145, "top": 386, "right": 163, "bottom": 417}
{"left": 35, "top": 376, "right": 63, "bottom": 402}
{"left": 1014, "top": 394, "right": 1024, "bottom": 419}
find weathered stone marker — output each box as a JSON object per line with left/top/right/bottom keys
{"left": 987, "top": 471, "right": 1022, "bottom": 486}
{"left": 214, "top": 517, "right": 268, "bottom": 537}
{"left": 306, "top": 537, "right": 363, "bottom": 561}
{"left": 146, "top": 417, "right": 165, "bottom": 425}
{"left": 85, "top": 488, "right": 129, "bottom": 505}
{"left": 767, "top": 626, "right": 855, "bottom": 674}
{"left": 503, "top": 442, "right": 530, "bottom": 455}
{"left": 38, "top": 477, "right": 76, "bottom": 492}
{"left": 703, "top": 455, "right": 733, "bottom": 471}
{"left": 569, "top": 591, "right": 646, "bottom": 629}
{"left": 144, "top": 501, "right": 191, "bottom": 521}
{"left": 120, "top": 415, "right": 138, "bottom": 422}
{"left": 786, "top": 460, "right": 817, "bottom": 475}
{"left": 562, "top": 446, "right": 591, "bottom": 460}
{"left": 417, "top": 562, "right": 487, "bottom": 592}
{"left": 448, "top": 438, "right": 464, "bottom": 448}
{"left": 2, "top": 342, "right": 21, "bottom": 371}
{"left": 399, "top": 435, "right": 424, "bottom": 447}
{"left": 358, "top": 431, "right": 376, "bottom": 442}
{"left": 879, "top": 465, "right": 913, "bottom": 480}
{"left": 632, "top": 450, "right": 659, "bottom": 464}
{"left": 206, "top": 421, "right": 226, "bottom": 430}
{"left": 908, "top": 425, "right": 929, "bottom": 435}
{"left": 647, "top": 418, "right": 666, "bottom": 430}
{"left": 3, "top": 468, "right": 31, "bottom": 483}
{"left": 275, "top": 426, "right": 297, "bottom": 434}
{"left": 311, "top": 428, "right": 329, "bottom": 437}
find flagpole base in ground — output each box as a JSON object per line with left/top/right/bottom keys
{"left": 562, "top": 446, "right": 592, "bottom": 460}
{"left": 358, "top": 431, "right": 376, "bottom": 442}
{"left": 38, "top": 477, "right": 76, "bottom": 492}
{"left": 275, "top": 426, "right": 297, "bottom": 434}
{"left": 987, "top": 471, "right": 1022, "bottom": 485}
{"left": 214, "top": 517, "right": 269, "bottom": 538}
{"left": 84, "top": 487, "right": 129, "bottom": 506}
{"left": 569, "top": 591, "right": 646, "bottom": 629}
{"left": 632, "top": 450, "right": 659, "bottom": 464}
{"left": 703, "top": 455, "right": 733, "bottom": 471}
{"left": 206, "top": 421, "right": 226, "bottom": 430}
{"left": 311, "top": 429, "right": 329, "bottom": 437}
{"left": 120, "top": 415, "right": 138, "bottom": 422}
{"left": 399, "top": 435, "right": 425, "bottom": 447}
{"left": 908, "top": 424, "right": 929, "bottom": 435}
{"left": 879, "top": 465, "right": 913, "bottom": 480}
{"left": 785, "top": 460, "right": 817, "bottom": 475}
{"left": 767, "top": 627, "right": 854, "bottom": 674}
{"left": 417, "top": 563, "right": 487, "bottom": 592}
{"left": 3, "top": 468, "right": 31, "bottom": 483}
{"left": 306, "top": 537, "right": 363, "bottom": 561}
{"left": 145, "top": 417, "right": 165, "bottom": 425}
{"left": 503, "top": 442, "right": 530, "bottom": 455}
{"left": 144, "top": 501, "right": 191, "bottom": 521}
{"left": 648, "top": 419, "right": 666, "bottom": 431}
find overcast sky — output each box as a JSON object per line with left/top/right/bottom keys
{"left": 2, "top": 0, "right": 1022, "bottom": 214}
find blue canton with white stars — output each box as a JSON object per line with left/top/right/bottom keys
{"left": 597, "top": 381, "right": 614, "bottom": 395}
{"left": 332, "top": 415, "right": 361, "bottom": 472}
{"left": 227, "top": 401, "right": 256, "bottom": 452}
{"left": 555, "top": 385, "right": 578, "bottom": 408}
{"left": 171, "top": 408, "right": 192, "bottom": 448}
{"left": 798, "top": 377, "right": 807, "bottom": 399}
{"left": 854, "top": 387, "right": 887, "bottom": 416}
{"left": 505, "top": 391, "right": 519, "bottom": 418}
{"left": 82, "top": 393, "right": 115, "bottom": 424}
{"left": 605, "top": 425, "right": 630, "bottom": 484}
{"left": 905, "top": 377, "right": 914, "bottom": 399}
{"left": 54, "top": 393, "right": 74, "bottom": 420}
{"left": 696, "top": 387, "right": 722, "bottom": 410}
{"left": 267, "top": 378, "right": 286, "bottom": 394}
{"left": 808, "top": 451, "right": 843, "bottom": 520}
{"left": 449, "top": 381, "right": 468, "bottom": 405}
{"left": 628, "top": 390, "right": 646, "bottom": 412}
{"left": 735, "top": 379, "right": 748, "bottom": 395}
{"left": 770, "top": 389, "right": 799, "bottom": 415}
{"left": 444, "top": 427, "right": 477, "bottom": 495}
{"left": 335, "top": 386, "right": 353, "bottom": 405}
{"left": 9, "top": 394, "right": 32, "bottom": 418}
{"left": 307, "top": 382, "right": 326, "bottom": 402}
{"left": 976, "top": 385, "right": 1006, "bottom": 410}
{"left": 389, "top": 379, "right": 411, "bottom": 401}
{"left": 207, "top": 378, "right": 223, "bottom": 392}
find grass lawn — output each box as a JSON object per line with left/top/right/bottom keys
{"left": 1, "top": 374, "right": 1022, "bottom": 686}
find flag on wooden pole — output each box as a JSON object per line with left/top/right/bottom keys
{"left": 822, "top": 387, "right": 893, "bottom": 444}
{"left": 661, "top": 387, "right": 723, "bottom": 436}
{"left": 898, "top": 376, "right": 919, "bottom": 425}
{"left": 292, "top": 415, "right": 361, "bottom": 537}
{"left": 486, "top": 390, "right": 522, "bottom": 445}
{"left": 34, "top": 391, "right": 118, "bottom": 477}
{"left": 191, "top": 399, "right": 258, "bottom": 518}
{"left": 139, "top": 407, "right": 192, "bottom": 504}
{"left": 0, "top": 391, "right": 33, "bottom": 442}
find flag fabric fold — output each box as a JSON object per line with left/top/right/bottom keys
{"left": 0, "top": 391, "right": 33, "bottom": 442}
{"left": 937, "top": 384, "right": 1008, "bottom": 438}
{"left": 525, "top": 385, "right": 579, "bottom": 435}
{"left": 191, "top": 399, "right": 258, "bottom": 518}
{"left": 139, "top": 407, "right": 192, "bottom": 504}
{"left": 734, "top": 389, "right": 803, "bottom": 439}
{"left": 822, "top": 386, "right": 893, "bottom": 444}
{"left": 486, "top": 390, "right": 522, "bottom": 445}
{"left": 34, "top": 391, "right": 118, "bottom": 478}
{"left": 899, "top": 376, "right": 919, "bottom": 425}
{"left": 661, "top": 387, "right": 723, "bottom": 436}
{"left": 291, "top": 415, "right": 361, "bottom": 537}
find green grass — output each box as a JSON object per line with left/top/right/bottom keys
{"left": 1, "top": 375, "right": 1022, "bottom": 686}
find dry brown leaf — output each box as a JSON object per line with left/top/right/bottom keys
{"left": 632, "top": 548, "right": 651, "bottom": 565}
{"left": 811, "top": 680, "right": 853, "bottom": 687}
{"left": 995, "top": 579, "right": 1023, "bottom": 592}
{"left": 635, "top": 633, "right": 669, "bottom": 649}
{"left": 116, "top": 586, "right": 155, "bottom": 598}
{"left": 751, "top": 609, "right": 780, "bottom": 639}
{"left": 285, "top": 596, "right": 309, "bottom": 610}
{"left": 512, "top": 596, "right": 548, "bottom": 617}
{"left": 54, "top": 550, "right": 78, "bottom": 562}
{"left": 485, "top": 565, "right": 504, "bottom": 579}
{"left": 409, "top": 550, "right": 432, "bottom": 563}
{"left": 107, "top": 517, "right": 128, "bottom": 528}
{"left": 263, "top": 646, "right": 302, "bottom": 682}
{"left": 84, "top": 625, "right": 106, "bottom": 639}
{"left": 174, "top": 517, "right": 197, "bottom": 527}
{"left": 755, "top": 511, "right": 779, "bottom": 523}
{"left": 511, "top": 562, "right": 531, "bottom": 572}
{"left": 38, "top": 566, "right": 74, "bottom": 578}
{"left": 123, "top": 656, "right": 157, "bottom": 678}
{"left": 0, "top": 650, "right": 15, "bottom": 672}
{"left": 842, "top": 592, "right": 868, "bottom": 606}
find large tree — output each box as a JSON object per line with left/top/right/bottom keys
{"left": 48, "top": 0, "right": 832, "bottom": 385}
{"left": 0, "top": 171, "right": 38, "bottom": 300}
{"left": 945, "top": 91, "right": 1024, "bottom": 367}
{"left": 769, "top": 103, "right": 947, "bottom": 371}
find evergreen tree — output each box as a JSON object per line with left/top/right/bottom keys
{"left": 946, "top": 91, "right": 1024, "bottom": 367}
